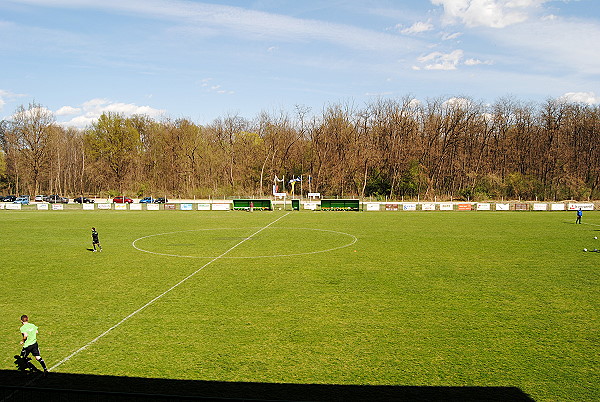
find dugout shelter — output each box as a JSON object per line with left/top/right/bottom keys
{"left": 320, "top": 199, "right": 360, "bottom": 211}
{"left": 233, "top": 199, "right": 273, "bottom": 211}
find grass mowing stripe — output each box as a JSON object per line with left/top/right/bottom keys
{"left": 49, "top": 212, "right": 291, "bottom": 372}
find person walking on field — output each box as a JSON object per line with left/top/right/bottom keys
{"left": 19, "top": 315, "right": 48, "bottom": 374}
{"left": 576, "top": 208, "right": 582, "bottom": 224}
{"left": 92, "top": 227, "right": 102, "bottom": 252}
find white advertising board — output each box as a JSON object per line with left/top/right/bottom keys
{"left": 114, "top": 204, "right": 127, "bottom": 210}
{"left": 180, "top": 203, "right": 193, "bottom": 210}
{"left": 82, "top": 203, "right": 95, "bottom": 210}
{"left": 439, "top": 203, "right": 453, "bottom": 211}
{"left": 304, "top": 202, "right": 318, "bottom": 210}
{"left": 495, "top": 203, "right": 510, "bottom": 211}
{"left": 366, "top": 203, "right": 380, "bottom": 211}
{"left": 212, "top": 203, "right": 230, "bottom": 211}
{"left": 403, "top": 203, "right": 417, "bottom": 211}
{"left": 51, "top": 204, "right": 64, "bottom": 210}
{"left": 0, "top": 203, "right": 5, "bottom": 209}
{"left": 129, "top": 203, "right": 142, "bottom": 210}
{"left": 308, "top": 193, "right": 321, "bottom": 198}
{"left": 37, "top": 203, "right": 49, "bottom": 210}
{"left": 197, "top": 203, "right": 211, "bottom": 211}
{"left": 98, "top": 203, "right": 111, "bottom": 210}
{"left": 568, "top": 203, "right": 594, "bottom": 211}
{"left": 422, "top": 203, "right": 436, "bottom": 211}
{"left": 147, "top": 204, "right": 160, "bottom": 211}
{"left": 551, "top": 203, "right": 565, "bottom": 211}
{"left": 477, "top": 203, "right": 491, "bottom": 211}
{"left": 6, "top": 204, "right": 21, "bottom": 210}
{"left": 533, "top": 203, "right": 547, "bottom": 211}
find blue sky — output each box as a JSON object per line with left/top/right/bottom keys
{"left": 1, "top": 0, "right": 599, "bottom": 127}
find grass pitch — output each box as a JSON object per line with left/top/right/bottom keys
{"left": 0, "top": 209, "right": 598, "bottom": 401}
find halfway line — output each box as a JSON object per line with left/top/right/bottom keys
{"left": 49, "top": 212, "right": 291, "bottom": 371}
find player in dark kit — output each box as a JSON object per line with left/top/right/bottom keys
{"left": 576, "top": 208, "right": 583, "bottom": 224}
{"left": 92, "top": 227, "right": 102, "bottom": 252}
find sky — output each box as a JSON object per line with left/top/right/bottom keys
{"left": 1, "top": 0, "right": 599, "bottom": 128}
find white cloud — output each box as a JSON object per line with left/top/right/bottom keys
{"left": 57, "top": 98, "right": 165, "bottom": 128}
{"left": 0, "top": 89, "right": 27, "bottom": 111}
{"left": 55, "top": 105, "right": 81, "bottom": 116}
{"left": 431, "top": 0, "right": 548, "bottom": 28}
{"left": 441, "top": 31, "right": 462, "bottom": 40}
{"left": 10, "top": 105, "right": 54, "bottom": 121}
{"left": 408, "top": 98, "right": 422, "bottom": 108}
{"left": 198, "top": 78, "right": 234, "bottom": 95}
{"left": 400, "top": 21, "right": 434, "bottom": 35}
{"left": 558, "top": 92, "right": 600, "bottom": 105}
{"left": 486, "top": 17, "right": 600, "bottom": 76}
{"left": 7, "top": 0, "right": 421, "bottom": 54}
{"left": 464, "top": 58, "right": 493, "bottom": 65}
{"left": 443, "top": 97, "right": 473, "bottom": 109}
{"left": 417, "top": 49, "right": 464, "bottom": 70}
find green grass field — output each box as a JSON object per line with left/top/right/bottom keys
{"left": 1, "top": 209, "right": 598, "bottom": 401}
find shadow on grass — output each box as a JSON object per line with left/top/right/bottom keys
{"left": 0, "top": 369, "right": 535, "bottom": 401}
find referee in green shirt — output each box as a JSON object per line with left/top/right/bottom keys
{"left": 20, "top": 315, "right": 48, "bottom": 373}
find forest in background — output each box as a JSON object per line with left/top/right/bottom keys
{"left": 1, "top": 96, "right": 599, "bottom": 201}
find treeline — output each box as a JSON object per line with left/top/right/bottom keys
{"left": 1, "top": 96, "right": 599, "bottom": 200}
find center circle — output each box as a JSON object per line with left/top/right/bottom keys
{"left": 132, "top": 227, "right": 358, "bottom": 259}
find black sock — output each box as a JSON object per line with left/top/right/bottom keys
{"left": 38, "top": 358, "right": 47, "bottom": 370}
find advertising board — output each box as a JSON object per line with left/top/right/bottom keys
{"left": 366, "top": 203, "right": 380, "bottom": 211}
{"left": 439, "top": 203, "right": 453, "bottom": 211}
{"left": 403, "top": 203, "right": 417, "bottom": 211}
{"left": 212, "top": 203, "right": 230, "bottom": 211}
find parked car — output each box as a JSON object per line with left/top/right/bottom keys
{"left": 140, "top": 197, "right": 168, "bottom": 203}
{"left": 34, "top": 195, "right": 46, "bottom": 202}
{"left": 73, "top": 197, "right": 95, "bottom": 203}
{"left": 45, "top": 195, "right": 69, "bottom": 203}
{"left": 1, "top": 195, "right": 17, "bottom": 202}
{"left": 113, "top": 196, "right": 133, "bottom": 203}
{"left": 14, "top": 195, "right": 30, "bottom": 204}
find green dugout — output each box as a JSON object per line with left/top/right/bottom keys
{"left": 233, "top": 199, "right": 273, "bottom": 211}
{"left": 320, "top": 199, "right": 360, "bottom": 211}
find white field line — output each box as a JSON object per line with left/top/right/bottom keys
{"left": 582, "top": 222, "right": 600, "bottom": 227}
{"left": 49, "top": 212, "right": 291, "bottom": 371}
{"left": 132, "top": 227, "right": 358, "bottom": 259}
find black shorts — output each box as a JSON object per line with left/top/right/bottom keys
{"left": 21, "top": 342, "right": 41, "bottom": 357}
